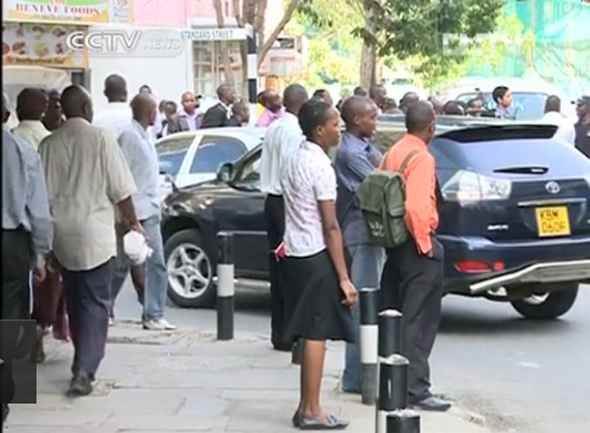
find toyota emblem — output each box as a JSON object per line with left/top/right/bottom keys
{"left": 545, "top": 181, "right": 560, "bottom": 194}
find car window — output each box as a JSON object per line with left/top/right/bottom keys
{"left": 156, "top": 137, "right": 194, "bottom": 175}
{"left": 189, "top": 136, "right": 247, "bottom": 173}
{"left": 233, "top": 148, "right": 262, "bottom": 184}
{"left": 456, "top": 92, "right": 547, "bottom": 120}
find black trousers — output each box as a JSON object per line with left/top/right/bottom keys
{"left": 1, "top": 229, "right": 32, "bottom": 424}
{"left": 264, "top": 194, "right": 288, "bottom": 347}
{"left": 380, "top": 238, "right": 444, "bottom": 403}
{"left": 62, "top": 258, "right": 114, "bottom": 379}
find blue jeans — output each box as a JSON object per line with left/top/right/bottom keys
{"left": 342, "top": 244, "right": 384, "bottom": 392}
{"left": 110, "top": 215, "right": 167, "bottom": 321}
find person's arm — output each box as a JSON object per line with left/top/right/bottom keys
{"left": 102, "top": 131, "right": 139, "bottom": 231}
{"left": 315, "top": 164, "right": 357, "bottom": 307}
{"left": 24, "top": 146, "right": 53, "bottom": 278}
{"left": 278, "top": 129, "right": 304, "bottom": 171}
{"left": 347, "top": 148, "right": 382, "bottom": 181}
{"left": 403, "top": 153, "right": 436, "bottom": 255}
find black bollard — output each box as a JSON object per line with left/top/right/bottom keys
{"left": 216, "top": 232, "right": 234, "bottom": 341}
{"left": 376, "top": 354, "right": 409, "bottom": 433}
{"left": 386, "top": 409, "right": 421, "bottom": 433}
{"left": 378, "top": 309, "right": 403, "bottom": 358}
{"left": 360, "top": 287, "right": 379, "bottom": 406}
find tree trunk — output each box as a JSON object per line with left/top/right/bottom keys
{"left": 213, "top": 0, "right": 235, "bottom": 86}
{"left": 258, "top": 0, "right": 301, "bottom": 67}
{"left": 359, "top": 0, "right": 377, "bottom": 89}
{"left": 360, "top": 41, "right": 376, "bottom": 89}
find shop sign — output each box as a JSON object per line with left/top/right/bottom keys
{"left": 3, "top": 0, "right": 134, "bottom": 25}
{"left": 2, "top": 22, "right": 88, "bottom": 69}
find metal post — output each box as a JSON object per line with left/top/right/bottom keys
{"left": 386, "top": 409, "right": 421, "bottom": 433}
{"left": 360, "top": 287, "right": 379, "bottom": 405}
{"left": 216, "top": 232, "right": 234, "bottom": 341}
{"left": 246, "top": 29, "right": 258, "bottom": 105}
{"left": 378, "top": 309, "right": 403, "bottom": 358}
{"left": 376, "top": 355, "right": 409, "bottom": 433}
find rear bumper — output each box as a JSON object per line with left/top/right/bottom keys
{"left": 439, "top": 234, "right": 590, "bottom": 294}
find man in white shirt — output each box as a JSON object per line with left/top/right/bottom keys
{"left": 259, "top": 84, "right": 309, "bottom": 351}
{"left": 93, "top": 74, "right": 132, "bottom": 140}
{"left": 114, "top": 94, "right": 176, "bottom": 331}
{"left": 93, "top": 74, "right": 146, "bottom": 316}
{"left": 12, "top": 88, "right": 51, "bottom": 150}
{"left": 542, "top": 95, "right": 576, "bottom": 145}
{"left": 39, "top": 85, "right": 140, "bottom": 397}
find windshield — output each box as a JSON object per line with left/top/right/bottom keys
{"left": 456, "top": 92, "right": 548, "bottom": 120}
{"left": 157, "top": 137, "right": 193, "bottom": 175}
{"left": 191, "top": 142, "right": 246, "bottom": 173}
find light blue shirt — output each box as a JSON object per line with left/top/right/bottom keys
{"left": 118, "top": 120, "right": 160, "bottom": 220}
{"left": 2, "top": 128, "right": 53, "bottom": 261}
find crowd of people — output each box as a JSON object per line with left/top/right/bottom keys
{"left": 2, "top": 71, "right": 590, "bottom": 429}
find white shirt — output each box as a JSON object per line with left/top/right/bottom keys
{"left": 118, "top": 120, "right": 160, "bottom": 220}
{"left": 282, "top": 140, "right": 337, "bottom": 257}
{"left": 39, "top": 118, "right": 136, "bottom": 271}
{"left": 12, "top": 120, "right": 51, "bottom": 151}
{"left": 542, "top": 111, "right": 576, "bottom": 145}
{"left": 260, "top": 112, "right": 304, "bottom": 195}
{"left": 93, "top": 101, "right": 132, "bottom": 140}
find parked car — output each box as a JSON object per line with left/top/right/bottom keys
{"left": 160, "top": 120, "right": 590, "bottom": 320}
{"left": 443, "top": 77, "right": 576, "bottom": 121}
{"left": 157, "top": 127, "right": 265, "bottom": 200}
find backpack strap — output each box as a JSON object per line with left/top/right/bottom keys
{"left": 399, "top": 149, "right": 421, "bottom": 174}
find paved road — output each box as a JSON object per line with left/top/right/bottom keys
{"left": 114, "top": 283, "right": 590, "bottom": 433}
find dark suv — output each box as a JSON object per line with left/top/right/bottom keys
{"left": 161, "top": 120, "right": 590, "bottom": 320}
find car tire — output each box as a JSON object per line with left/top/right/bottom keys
{"left": 510, "top": 283, "right": 579, "bottom": 320}
{"left": 164, "top": 228, "right": 216, "bottom": 309}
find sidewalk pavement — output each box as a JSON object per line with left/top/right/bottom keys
{"left": 6, "top": 322, "right": 492, "bottom": 433}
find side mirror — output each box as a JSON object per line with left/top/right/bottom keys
{"left": 217, "top": 162, "right": 233, "bottom": 182}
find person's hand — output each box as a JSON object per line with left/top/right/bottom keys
{"left": 340, "top": 279, "right": 357, "bottom": 309}
{"left": 33, "top": 264, "right": 46, "bottom": 283}
{"left": 426, "top": 249, "right": 434, "bottom": 258}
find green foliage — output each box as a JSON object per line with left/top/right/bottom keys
{"left": 362, "top": 0, "right": 504, "bottom": 59}
{"left": 295, "top": 0, "right": 364, "bottom": 85}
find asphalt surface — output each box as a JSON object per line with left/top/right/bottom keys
{"left": 114, "top": 283, "right": 590, "bottom": 433}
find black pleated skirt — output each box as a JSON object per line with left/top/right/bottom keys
{"left": 282, "top": 249, "right": 356, "bottom": 344}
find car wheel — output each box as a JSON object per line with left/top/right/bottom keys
{"left": 510, "top": 283, "right": 579, "bottom": 320}
{"left": 164, "top": 228, "right": 216, "bottom": 308}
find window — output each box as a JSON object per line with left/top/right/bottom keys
{"left": 189, "top": 136, "right": 247, "bottom": 173}
{"left": 156, "top": 137, "right": 195, "bottom": 175}
{"left": 233, "top": 148, "right": 262, "bottom": 184}
{"left": 456, "top": 92, "right": 548, "bottom": 120}
{"left": 193, "top": 40, "right": 243, "bottom": 97}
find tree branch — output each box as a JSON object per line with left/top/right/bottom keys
{"left": 257, "top": 0, "right": 301, "bottom": 67}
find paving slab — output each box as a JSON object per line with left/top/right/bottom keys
{"left": 5, "top": 326, "right": 492, "bottom": 433}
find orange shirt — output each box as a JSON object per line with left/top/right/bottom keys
{"left": 380, "top": 134, "right": 439, "bottom": 254}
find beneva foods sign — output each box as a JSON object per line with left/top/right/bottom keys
{"left": 3, "top": 0, "right": 133, "bottom": 25}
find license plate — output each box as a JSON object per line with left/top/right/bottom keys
{"left": 535, "top": 206, "right": 571, "bottom": 237}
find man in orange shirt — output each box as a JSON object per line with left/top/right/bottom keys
{"left": 380, "top": 101, "right": 451, "bottom": 411}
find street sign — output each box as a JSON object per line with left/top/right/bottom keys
{"left": 180, "top": 28, "right": 248, "bottom": 41}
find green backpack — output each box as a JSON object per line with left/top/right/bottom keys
{"left": 355, "top": 150, "right": 420, "bottom": 248}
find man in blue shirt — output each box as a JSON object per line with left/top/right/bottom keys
{"left": 334, "top": 96, "right": 384, "bottom": 393}
{"left": 113, "top": 94, "right": 176, "bottom": 331}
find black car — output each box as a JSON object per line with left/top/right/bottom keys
{"left": 160, "top": 122, "right": 590, "bottom": 320}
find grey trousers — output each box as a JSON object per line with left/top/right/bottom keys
{"left": 62, "top": 258, "right": 113, "bottom": 379}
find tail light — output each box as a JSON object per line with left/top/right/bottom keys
{"left": 455, "top": 260, "right": 504, "bottom": 273}
{"left": 441, "top": 170, "right": 512, "bottom": 203}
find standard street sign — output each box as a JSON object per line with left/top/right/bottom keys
{"left": 180, "top": 28, "right": 248, "bottom": 41}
